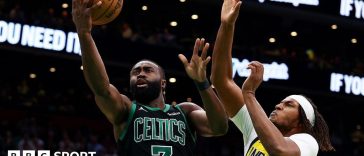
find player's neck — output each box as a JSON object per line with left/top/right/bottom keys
{"left": 140, "top": 94, "right": 165, "bottom": 109}
{"left": 280, "top": 127, "right": 302, "bottom": 137}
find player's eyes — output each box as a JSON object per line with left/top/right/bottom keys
{"left": 131, "top": 69, "right": 140, "bottom": 75}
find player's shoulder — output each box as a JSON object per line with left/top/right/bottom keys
{"left": 176, "top": 102, "right": 203, "bottom": 114}
{"left": 290, "top": 133, "right": 316, "bottom": 140}
{"left": 289, "top": 133, "right": 319, "bottom": 156}
{"left": 289, "top": 133, "right": 318, "bottom": 149}
{"left": 121, "top": 94, "right": 132, "bottom": 104}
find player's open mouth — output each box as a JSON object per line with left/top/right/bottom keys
{"left": 270, "top": 111, "right": 277, "bottom": 117}
{"left": 137, "top": 84, "right": 148, "bottom": 88}
{"left": 136, "top": 78, "right": 148, "bottom": 88}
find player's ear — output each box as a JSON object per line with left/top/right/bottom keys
{"left": 161, "top": 79, "right": 167, "bottom": 90}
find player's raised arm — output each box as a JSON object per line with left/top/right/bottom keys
{"left": 210, "top": 0, "right": 243, "bottom": 117}
{"left": 72, "top": 0, "right": 130, "bottom": 126}
{"left": 178, "top": 38, "right": 228, "bottom": 136}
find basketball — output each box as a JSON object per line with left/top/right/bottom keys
{"left": 88, "top": 0, "right": 123, "bottom": 25}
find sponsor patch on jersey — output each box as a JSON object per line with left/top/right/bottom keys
{"left": 167, "top": 112, "right": 181, "bottom": 116}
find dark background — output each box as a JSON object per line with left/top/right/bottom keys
{"left": 0, "top": 0, "right": 364, "bottom": 155}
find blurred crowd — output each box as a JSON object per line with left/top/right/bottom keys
{"left": 1, "top": 0, "right": 363, "bottom": 76}
{"left": 0, "top": 71, "right": 364, "bottom": 156}
{"left": 0, "top": 116, "right": 118, "bottom": 156}
{"left": 1, "top": 1, "right": 364, "bottom": 156}
{"left": 0, "top": 78, "right": 245, "bottom": 156}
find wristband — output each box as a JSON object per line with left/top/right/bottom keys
{"left": 194, "top": 79, "right": 211, "bottom": 91}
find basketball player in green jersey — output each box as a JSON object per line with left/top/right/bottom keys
{"left": 210, "top": 0, "right": 334, "bottom": 155}
{"left": 72, "top": 0, "right": 228, "bottom": 155}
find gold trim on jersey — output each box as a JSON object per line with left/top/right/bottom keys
{"left": 246, "top": 138, "right": 269, "bottom": 156}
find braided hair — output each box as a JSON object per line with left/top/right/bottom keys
{"left": 298, "top": 95, "right": 335, "bottom": 152}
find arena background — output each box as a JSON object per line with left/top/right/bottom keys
{"left": 1, "top": 0, "right": 364, "bottom": 155}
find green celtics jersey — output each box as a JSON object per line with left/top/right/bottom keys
{"left": 117, "top": 101, "right": 196, "bottom": 156}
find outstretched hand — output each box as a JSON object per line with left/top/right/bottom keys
{"left": 221, "top": 0, "right": 242, "bottom": 24}
{"left": 179, "top": 38, "right": 211, "bottom": 82}
{"left": 242, "top": 61, "right": 264, "bottom": 93}
{"left": 72, "top": 0, "right": 102, "bottom": 33}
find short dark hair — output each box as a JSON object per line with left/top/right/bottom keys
{"left": 298, "top": 95, "right": 335, "bottom": 152}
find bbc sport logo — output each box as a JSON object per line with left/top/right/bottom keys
{"left": 8, "top": 150, "right": 96, "bottom": 156}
